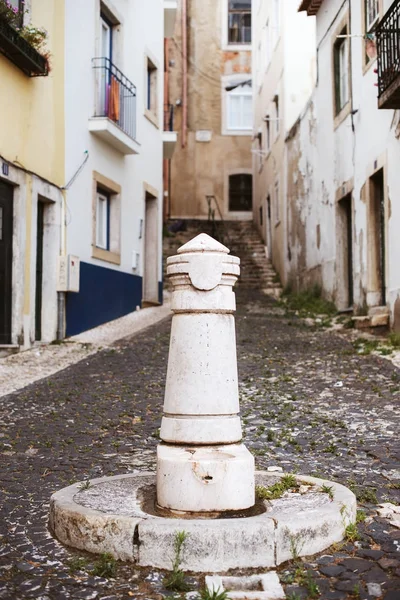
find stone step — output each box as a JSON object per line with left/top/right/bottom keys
{"left": 0, "top": 344, "right": 20, "bottom": 358}
{"left": 352, "top": 313, "right": 390, "bottom": 329}
{"left": 368, "top": 305, "right": 390, "bottom": 317}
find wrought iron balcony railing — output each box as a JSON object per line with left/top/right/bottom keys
{"left": 164, "top": 104, "right": 174, "bottom": 131}
{"left": 376, "top": 1, "right": 400, "bottom": 109}
{"left": 92, "top": 57, "right": 137, "bottom": 140}
{"left": 0, "top": 18, "right": 48, "bottom": 76}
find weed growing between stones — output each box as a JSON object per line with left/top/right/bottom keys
{"left": 346, "top": 479, "right": 378, "bottom": 504}
{"left": 164, "top": 531, "right": 191, "bottom": 592}
{"left": 344, "top": 523, "right": 360, "bottom": 543}
{"left": 320, "top": 484, "right": 334, "bottom": 500}
{"left": 91, "top": 552, "right": 117, "bottom": 578}
{"left": 67, "top": 556, "right": 88, "bottom": 574}
{"left": 78, "top": 478, "right": 91, "bottom": 491}
{"left": 255, "top": 474, "right": 298, "bottom": 500}
{"left": 282, "top": 565, "right": 320, "bottom": 598}
{"left": 200, "top": 585, "right": 230, "bottom": 600}
{"left": 280, "top": 285, "right": 336, "bottom": 318}
{"left": 353, "top": 334, "right": 400, "bottom": 356}
{"left": 356, "top": 509, "right": 366, "bottom": 523}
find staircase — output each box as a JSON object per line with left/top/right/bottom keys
{"left": 163, "top": 220, "right": 282, "bottom": 297}
{"left": 224, "top": 221, "right": 282, "bottom": 296}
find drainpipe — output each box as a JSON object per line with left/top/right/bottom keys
{"left": 57, "top": 188, "right": 67, "bottom": 341}
{"left": 181, "top": 0, "right": 187, "bottom": 148}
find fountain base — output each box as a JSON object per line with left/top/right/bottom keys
{"left": 49, "top": 471, "right": 356, "bottom": 573}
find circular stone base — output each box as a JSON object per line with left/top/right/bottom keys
{"left": 49, "top": 472, "right": 356, "bottom": 573}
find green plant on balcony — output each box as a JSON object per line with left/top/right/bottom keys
{"left": 0, "top": 0, "right": 50, "bottom": 74}
{"left": 0, "top": 0, "right": 26, "bottom": 27}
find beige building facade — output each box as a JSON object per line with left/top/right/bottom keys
{"left": 167, "top": 0, "right": 253, "bottom": 221}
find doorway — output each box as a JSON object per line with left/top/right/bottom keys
{"left": 337, "top": 193, "right": 354, "bottom": 309}
{"left": 368, "top": 169, "right": 386, "bottom": 306}
{"left": 266, "top": 194, "right": 272, "bottom": 260}
{"left": 143, "top": 192, "right": 159, "bottom": 306}
{"left": 0, "top": 181, "right": 13, "bottom": 344}
{"left": 35, "top": 200, "right": 44, "bottom": 341}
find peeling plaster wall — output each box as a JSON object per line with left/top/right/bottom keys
{"left": 282, "top": 0, "right": 400, "bottom": 327}
{"left": 168, "top": 0, "right": 252, "bottom": 219}
{"left": 252, "top": 0, "right": 316, "bottom": 283}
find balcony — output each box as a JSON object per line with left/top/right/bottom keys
{"left": 376, "top": 2, "right": 400, "bottom": 109}
{"left": 88, "top": 57, "right": 140, "bottom": 155}
{"left": 164, "top": 0, "right": 177, "bottom": 38}
{"left": 163, "top": 104, "right": 177, "bottom": 159}
{"left": 0, "top": 18, "right": 48, "bottom": 76}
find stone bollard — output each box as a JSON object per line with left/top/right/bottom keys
{"left": 157, "top": 233, "right": 255, "bottom": 513}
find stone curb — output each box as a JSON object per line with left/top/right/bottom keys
{"left": 49, "top": 471, "right": 356, "bottom": 573}
{"left": 0, "top": 301, "right": 171, "bottom": 398}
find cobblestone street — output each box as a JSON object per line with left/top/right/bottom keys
{"left": 0, "top": 290, "right": 399, "bottom": 600}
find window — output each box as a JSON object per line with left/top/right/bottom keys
{"left": 274, "top": 179, "right": 280, "bottom": 224}
{"left": 365, "top": 0, "right": 379, "bottom": 32}
{"left": 228, "top": 0, "right": 251, "bottom": 45}
{"left": 226, "top": 82, "right": 252, "bottom": 131}
{"left": 92, "top": 172, "right": 121, "bottom": 264}
{"left": 100, "top": 13, "right": 113, "bottom": 60}
{"left": 229, "top": 174, "right": 253, "bottom": 212}
{"left": 96, "top": 190, "right": 110, "bottom": 250}
{"left": 265, "top": 115, "right": 271, "bottom": 151}
{"left": 364, "top": 0, "right": 380, "bottom": 65}
{"left": 334, "top": 29, "right": 349, "bottom": 114}
{"left": 273, "top": 94, "right": 280, "bottom": 136}
{"left": 146, "top": 57, "right": 158, "bottom": 118}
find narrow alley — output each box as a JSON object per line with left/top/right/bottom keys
{"left": 0, "top": 288, "right": 399, "bottom": 599}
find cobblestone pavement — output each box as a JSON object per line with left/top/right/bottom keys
{"left": 0, "top": 290, "right": 399, "bottom": 600}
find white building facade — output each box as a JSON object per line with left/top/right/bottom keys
{"left": 64, "top": 0, "right": 177, "bottom": 336}
{"left": 252, "top": 0, "right": 316, "bottom": 278}
{"left": 253, "top": 0, "right": 400, "bottom": 331}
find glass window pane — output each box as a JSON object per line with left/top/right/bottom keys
{"left": 96, "top": 193, "right": 108, "bottom": 249}
{"left": 229, "top": 174, "right": 253, "bottom": 211}
{"left": 229, "top": 0, "right": 251, "bottom": 10}
{"left": 228, "top": 95, "right": 241, "bottom": 128}
{"left": 242, "top": 96, "right": 253, "bottom": 128}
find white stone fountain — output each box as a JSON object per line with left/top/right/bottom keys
{"left": 49, "top": 234, "right": 357, "bottom": 573}
{"left": 157, "top": 233, "right": 254, "bottom": 514}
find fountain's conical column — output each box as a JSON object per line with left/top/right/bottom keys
{"left": 157, "top": 233, "right": 255, "bottom": 513}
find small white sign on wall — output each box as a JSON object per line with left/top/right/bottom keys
{"left": 196, "top": 130, "right": 212, "bottom": 143}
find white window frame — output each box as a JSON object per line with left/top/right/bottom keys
{"left": 221, "top": 0, "right": 252, "bottom": 51}
{"left": 365, "top": 0, "right": 379, "bottom": 31}
{"left": 96, "top": 191, "right": 109, "bottom": 250}
{"left": 273, "top": 94, "right": 280, "bottom": 137}
{"left": 265, "top": 115, "right": 271, "bottom": 153}
{"left": 222, "top": 76, "right": 253, "bottom": 136}
{"left": 339, "top": 39, "right": 349, "bottom": 109}
{"left": 274, "top": 179, "right": 280, "bottom": 225}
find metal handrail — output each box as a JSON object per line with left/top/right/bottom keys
{"left": 92, "top": 57, "right": 137, "bottom": 140}
{"left": 376, "top": 2, "right": 400, "bottom": 99}
{"left": 206, "top": 195, "right": 231, "bottom": 247}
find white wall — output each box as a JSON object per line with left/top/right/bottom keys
{"left": 284, "top": 0, "right": 400, "bottom": 328}
{"left": 65, "top": 0, "right": 164, "bottom": 283}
